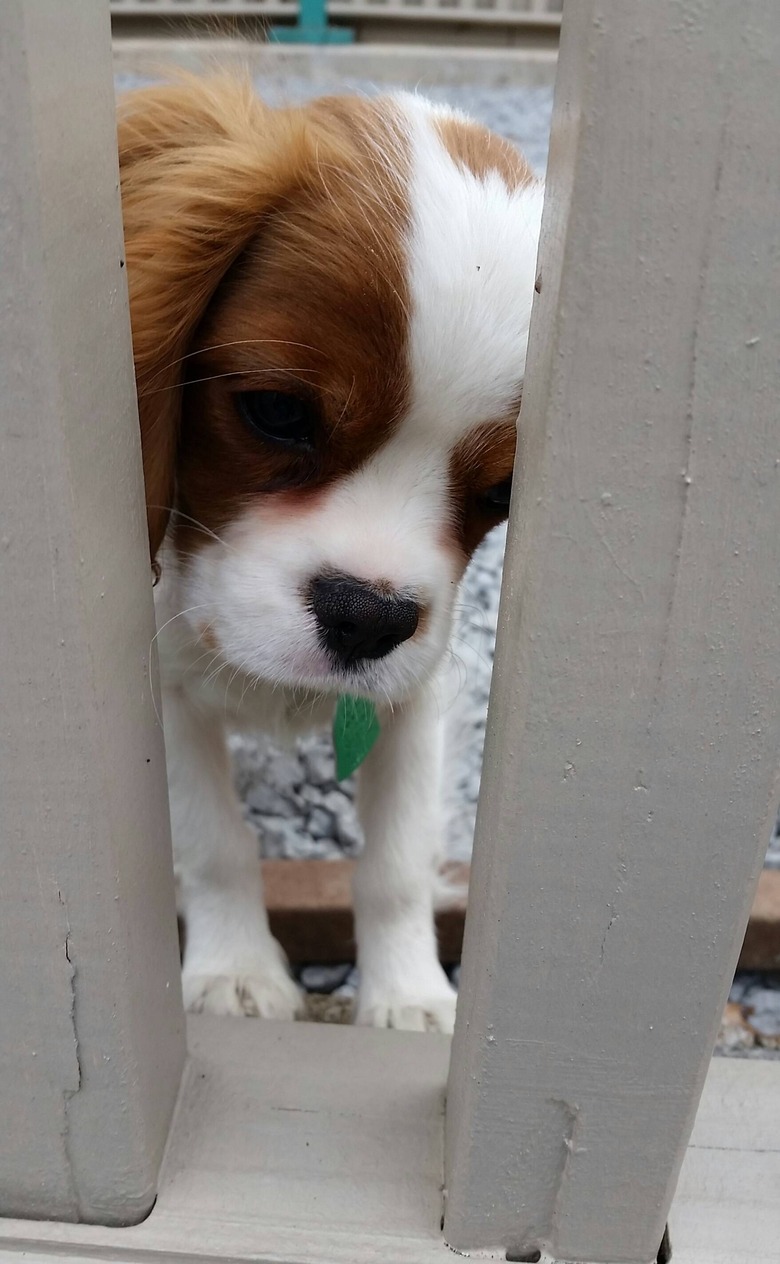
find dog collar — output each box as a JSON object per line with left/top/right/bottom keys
{"left": 333, "top": 695, "right": 380, "bottom": 781}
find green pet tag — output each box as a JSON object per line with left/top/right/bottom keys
{"left": 333, "top": 695, "right": 380, "bottom": 781}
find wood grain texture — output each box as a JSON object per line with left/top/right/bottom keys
{"left": 262, "top": 859, "right": 779, "bottom": 970}
{"left": 740, "top": 870, "right": 780, "bottom": 970}
{"left": 444, "top": 2, "right": 780, "bottom": 1259}
{"left": 0, "top": 0, "right": 184, "bottom": 1224}
{"left": 263, "top": 859, "right": 469, "bottom": 963}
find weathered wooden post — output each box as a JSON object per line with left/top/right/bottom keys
{"left": 445, "top": 2, "right": 780, "bottom": 1259}
{"left": 0, "top": 0, "right": 185, "bottom": 1226}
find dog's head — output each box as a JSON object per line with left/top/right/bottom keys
{"left": 119, "top": 77, "right": 542, "bottom": 702}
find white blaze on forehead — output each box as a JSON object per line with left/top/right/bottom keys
{"left": 395, "top": 94, "right": 544, "bottom": 440}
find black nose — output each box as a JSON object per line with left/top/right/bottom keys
{"left": 310, "top": 576, "right": 420, "bottom": 666}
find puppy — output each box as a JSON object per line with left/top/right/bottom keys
{"left": 118, "top": 76, "right": 543, "bottom": 1032}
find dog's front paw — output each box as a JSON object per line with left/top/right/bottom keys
{"left": 182, "top": 967, "right": 304, "bottom": 1021}
{"left": 356, "top": 985, "right": 457, "bottom": 1034}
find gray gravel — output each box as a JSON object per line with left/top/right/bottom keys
{"left": 118, "top": 67, "right": 780, "bottom": 1041}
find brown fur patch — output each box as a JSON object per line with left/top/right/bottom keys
{"left": 449, "top": 418, "right": 519, "bottom": 556}
{"left": 119, "top": 76, "right": 315, "bottom": 556}
{"left": 435, "top": 113, "right": 534, "bottom": 192}
{"left": 197, "top": 624, "right": 219, "bottom": 653}
{"left": 175, "top": 96, "right": 411, "bottom": 552}
{"left": 118, "top": 78, "right": 411, "bottom": 558}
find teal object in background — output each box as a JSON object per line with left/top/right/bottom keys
{"left": 270, "top": 0, "right": 354, "bottom": 43}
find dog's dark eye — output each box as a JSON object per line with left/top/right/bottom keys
{"left": 236, "top": 391, "right": 316, "bottom": 451}
{"left": 481, "top": 476, "right": 513, "bottom": 513}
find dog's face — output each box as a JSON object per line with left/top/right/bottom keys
{"left": 120, "top": 82, "right": 543, "bottom": 702}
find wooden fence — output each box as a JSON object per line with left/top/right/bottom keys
{"left": 1, "top": 2, "right": 779, "bottom": 1261}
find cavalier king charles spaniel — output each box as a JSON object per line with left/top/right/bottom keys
{"left": 118, "top": 75, "right": 543, "bottom": 1032}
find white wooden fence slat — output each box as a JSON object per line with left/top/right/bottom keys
{"left": 0, "top": 0, "right": 185, "bottom": 1226}
{"left": 444, "top": 1, "right": 780, "bottom": 1259}
{"left": 107, "top": 0, "right": 564, "bottom": 24}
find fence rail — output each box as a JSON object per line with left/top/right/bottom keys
{"left": 109, "top": 0, "right": 563, "bottom": 26}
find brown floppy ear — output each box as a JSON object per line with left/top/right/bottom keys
{"left": 117, "top": 75, "right": 310, "bottom": 559}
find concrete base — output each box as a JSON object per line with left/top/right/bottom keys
{"left": 0, "top": 1017, "right": 777, "bottom": 1263}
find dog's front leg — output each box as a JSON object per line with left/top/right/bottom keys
{"left": 164, "top": 686, "right": 303, "bottom": 1020}
{"left": 353, "top": 686, "right": 457, "bottom": 1033}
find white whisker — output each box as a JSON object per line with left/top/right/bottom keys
{"left": 141, "top": 367, "right": 318, "bottom": 397}
{"left": 148, "top": 602, "right": 214, "bottom": 727}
